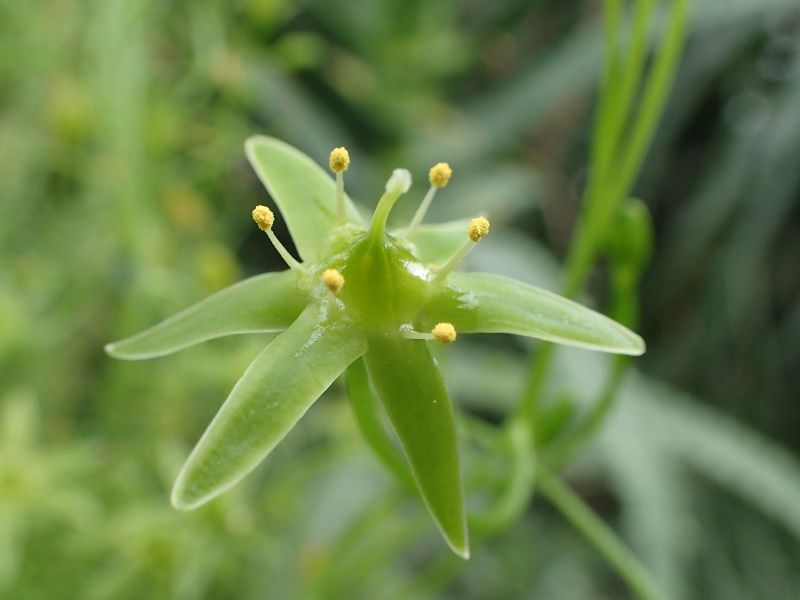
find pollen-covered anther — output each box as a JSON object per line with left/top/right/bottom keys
{"left": 252, "top": 205, "right": 274, "bottom": 231}
{"left": 252, "top": 205, "right": 302, "bottom": 271}
{"left": 432, "top": 322, "right": 457, "bottom": 344}
{"left": 468, "top": 217, "right": 490, "bottom": 242}
{"left": 406, "top": 163, "right": 450, "bottom": 237}
{"left": 322, "top": 268, "right": 345, "bottom": 294}
{"left": 433, "top": 216, "right": 491, "bottom": 283}
{"left": 429, "top": 162, "right": 452, "bottom": 188}
{"left": 329, "top": 147, "right": 350, "bottom": 173}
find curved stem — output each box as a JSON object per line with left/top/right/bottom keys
{"left": 469, "top": 418, "right": 536, "bottom": 533}
{"left": 537, "top": 466, "right": 667, "bottom": 600}
{"left": 546, "top": 356, "right": 627, "bottom": 468}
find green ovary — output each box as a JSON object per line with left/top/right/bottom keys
{"left": 314, "top": 229, "right": 436, "bottom": 334}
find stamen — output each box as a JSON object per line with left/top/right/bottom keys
{"left": 429, "top": 162, "right": 452, "bottom": 189}
{"left": 432, "top": 322, "right": 457, "bottom": 344}
{"left": 321, "top": 268, "right": 345, "bottom": 294}
{"left": 406, "top": 162, "right": 452, "bottom": 238}
{"left": 252, "top": 205, "right": 274, "bottom": 231}
{"left": 399, "top": 322, "right": 457, "bottom": 344}
{"left": 329, "top": 147, "right": 350, "bottom": 223}
{"left": 399, "top": 323, "right": 432, "bottom": 340}
{"left": 467, "top": 216, "right": 490, "bottom": 242}
{"left": 434, "top": 216, "right": 490, "bottom": 282}
{"left": 252, "top": 205, "right": 303, "bottom": 271}
{"left": 368, "top": 169, "right": 412, "bottom": 242}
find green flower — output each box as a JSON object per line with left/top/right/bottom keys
{"left": 106, "top": 137, "right": 644, "bottom": 558}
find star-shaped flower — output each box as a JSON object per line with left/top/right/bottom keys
{"left": 106, "top": 137, "right": 644, "bottom": 558}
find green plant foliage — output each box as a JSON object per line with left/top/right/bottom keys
{"left": 2, "top": 0, "right": 798, "bottom": 597}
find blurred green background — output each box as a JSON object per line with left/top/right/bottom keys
{"left": 2, "top": 0, "right": 799, "bottom": 598}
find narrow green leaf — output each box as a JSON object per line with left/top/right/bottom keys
{"left": 363, "top": 336, "right": 469, "bottom": 559}
{"left": 105, "top": 271, "right": 307, "bottom": 360}
{"left": 245, "top": 135, "right": 364, "bottom": 262}
{"left": 427, "top": 272, "right": 645, "bottom": 355}
{"left": 393, "top": 219, "right": 469, "bottom": 266}
{"left": 171, "top": 304, "right": 367, "bottom": 510}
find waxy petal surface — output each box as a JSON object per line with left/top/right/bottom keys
{"left": 245, "top": 135, "right": 364, "bottom": 262}
{"left": 171, "top": 304, "right": 367, "bottom": 510}
{"left": 427, "top": 272, "right": 645, "bottom": 355}
{"left": 106, "top": 271, "right": 307, "bottom": 360}
{"left": 364, "top": 336, "right": 469, "bottom": 558}
{"left": 393, "top": 219, "right": 470, "bottom": 266}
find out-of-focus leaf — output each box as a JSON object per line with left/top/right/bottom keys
{"left": 171, "top": 304, "right": 367, "bottom": 510}
{"left": 105, "top": 271, "right": 307, "bottom": 360}
{"left": 364, "top": 336, "right": 468, "bottom": 559}
{"left": 245, "top": 135, "right": 364, "bottom": 262}
{"left": 601, "top": 399, "right": 693, "bottom": 600}
{"left": 427, "top": 272, "right": 645, "bottom": 355}
{"left": 629, "top": 375, "right": 800, "bottom": 541}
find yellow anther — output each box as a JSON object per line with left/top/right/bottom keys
{"left": 432, "top": 322, "right": 457, "bottom": 344}
{"left": 429, "top": 162, "right": 452, "bottom": 188}
{"left": 468, "top": 216, "right": 490, "bottom": 242}
{"left": 322, "top": 268, "right": 345, "bottom": 294}
{"left": 252, "top": 205, "right": 302, "bottom": 271}
{"left": 252, "top": 205, "right": 274, "bottom": 231}
{"left": 329, "top": 147, "right": 350, "bottom": 173}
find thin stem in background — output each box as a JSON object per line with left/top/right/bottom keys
{"left": 519, "top": 0, "right": 690, "bottom": 422}
{"left": 537, "top": 466, "right": 668, "bottom": 600}
{"left": 469, "top": 418, "right": 537, "bottom": 533}
{"left": 594, "top": 0, "right": 657, "bottom": 180}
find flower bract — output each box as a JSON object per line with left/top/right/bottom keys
{"left": 106, "top": 136, "right": 645, "bottom": 558}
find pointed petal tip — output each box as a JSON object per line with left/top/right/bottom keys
{"left": 443, "top": 529, "right": 470, "bottom": 559}
{"left": 244, "top": 134, "right": 270, "bottom": 151}
{"left": 104, "top": 341, "right": 140, "bottom": 361}
{"left": 102, "top": 341, "right": 160, "bottom": 361}
{"left": 170, "top": 480, "right": 205, "bottom": 511}
{"left": 625, "top": 332, "right": 646, "bottom": 356}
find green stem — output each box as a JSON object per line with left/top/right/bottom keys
{"left": 609, "top": 0, "right": 689, "bottom": 209}
{"left": 564, "top": 0, "right": 688, "bottom": 299}
{"left": 520, "top": 0, "right": 690, "bottom": 422}
{"left": 469, "top": 418, "right": 536, "bottom": 533}
{"left": 546, "top": 356, "right": 628, "bottom": 468}
{"left": 595, "top": 0, "right": 657, "bottom": 180}
{"left": 537, "top": 466, "right": 667, "bottom": 600}
{"left": 589, "top": 0, "right": 623, "bottom": 170}
{"left": 518, "top": 343, "right": 555, "bottom": 422}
